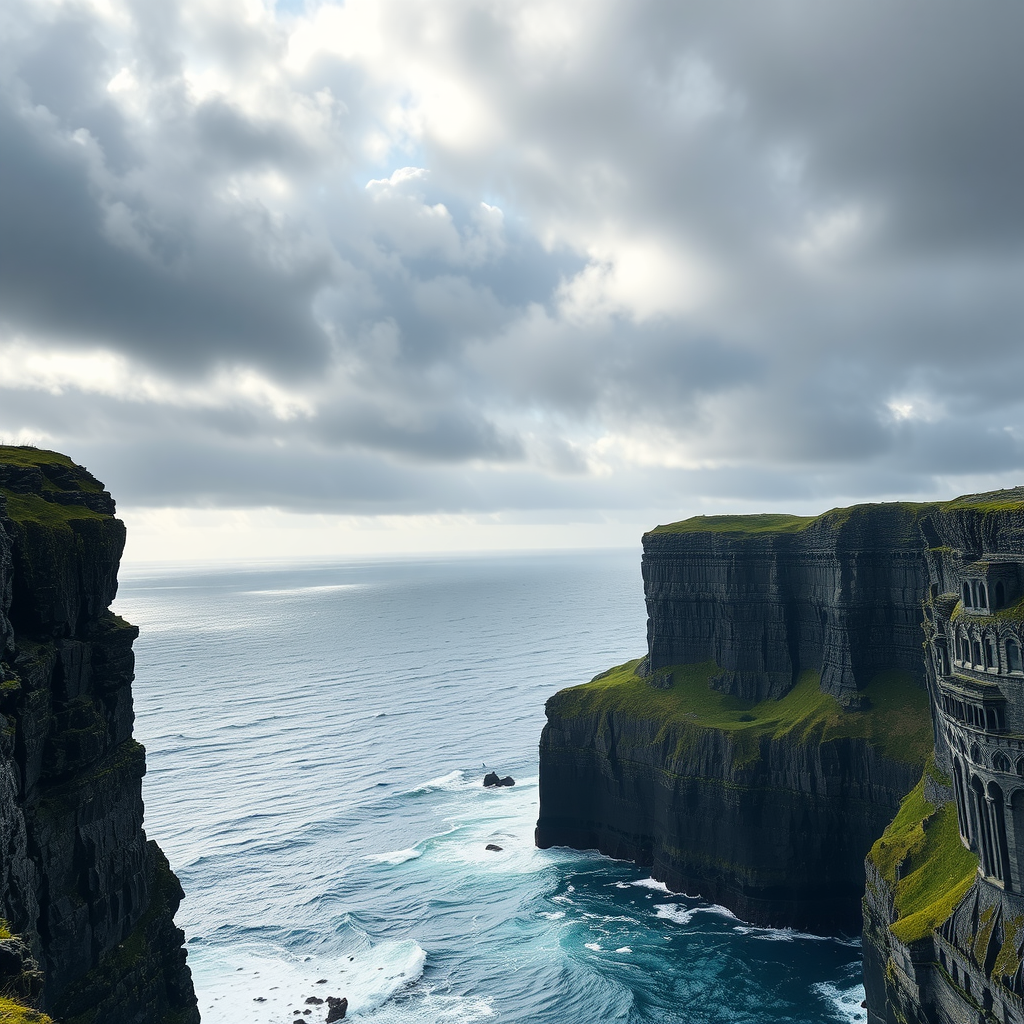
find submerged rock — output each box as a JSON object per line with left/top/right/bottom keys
{"left": 485, "top": 844, "right": 503, "bottom": 852}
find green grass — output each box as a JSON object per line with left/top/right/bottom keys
{"left": 941, "top": 488, "right": 1024, "bottom": 514}
{"left": 647, "top": 488, "right": 1024, "bottom": 542}
{"left": 550, "top": 660, "right": 933, "bottom": 768}
{"left": 868, "top": 767, "right": 978, "bottom": 944}
{"left": 0, "top": 493, "right": 106, "bottom": 528}
{"left": 0, "top": 998, "right": 52, "bottom": 1024}
{"left": 647, "top": 514, "right": 816, "bottom": 537}
{"left": 0, "top": 446, "right": 77, "bottom": 471}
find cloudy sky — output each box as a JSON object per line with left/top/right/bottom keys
{"left": 2, "top": 0, "right": 1023, "bottom": 560}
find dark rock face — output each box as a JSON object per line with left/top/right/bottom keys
{"left": 643, "top": 505, "right": 932, "bottom": 703}
{"left": 325, "top": 995, "right": 348, "bottom": 1022}
{"left": 537, "top": 700, "right": 919, "bottom": 933}
{"left": 0, "top": 447, "right": 199, "bottom": 1023}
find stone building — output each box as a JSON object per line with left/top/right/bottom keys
{"left": 926, "top": 543, "right": 1024, "bottom": 1018}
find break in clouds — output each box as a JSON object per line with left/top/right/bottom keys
{"left": 2, "top": 0, "right": 1024, "bottom": 516}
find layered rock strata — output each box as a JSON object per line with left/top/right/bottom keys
{"left": 538, "top": 501, "right": 940, "bottom": 932}
{"left": 642, "top": 505, "right": 934, "bottom": 704}
{"left": 0, "top": 446, "right": 198, "bottom": 1023}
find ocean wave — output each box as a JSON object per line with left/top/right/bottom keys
{"left": 342, "top": 939, "right": 426, "bottom": 1015}
{"left": 365, "top": 848, "right": 422, "bottom": 865}
{"left": 655, "top": 904, "right": 696, "bottom": 926}
{"left": 406, "top": 770, "right": 468, "bottom": 794}
{"left": 733, "top": 924, "right": 857, "bottom": 944}
{"left": 631, "top": 877, "right": 671, "bottom": 892}
{"left": 812, "top": 981, "right": 867, "bottom": 1024}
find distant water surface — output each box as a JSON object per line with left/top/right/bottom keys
{"left": 114, "top": 550, "right": 867, "bottom": 1024}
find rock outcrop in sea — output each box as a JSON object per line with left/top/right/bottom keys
{"left": 536, "top": 489, "right": 1024, "bottom": 1023}
{"left": 0, "top": 446, "right": 199, "bottom": 1023}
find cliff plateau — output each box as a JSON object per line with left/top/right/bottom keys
{"left": 0, "top": 446, "right": 199, "bottom": 1024}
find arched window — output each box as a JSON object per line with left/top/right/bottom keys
{"left": 985, "top": 637, "right": 996, "bottom": 669}
{"left": 979, "top": 583, "right": 989, "bottom": 609}
{"left": 964, "top": 582, "right": 973, "bottom": 608}
{"left": 996, "top": 581, "right": 1006, "bottom": 608}
{"left": 1008, "top": 640, "right": 1023, "bottom": 674}
{"left": 974, "top": 640, "right": 983, "bottom": 666}
{"left": 1015, "top": 757, "right": 1024, "bottom": 777}
{"left": 971, "top": 743, "right": 982, "bottom": 763}
{"left": 994, "top": 751, "right": 1011, "bottom": 773}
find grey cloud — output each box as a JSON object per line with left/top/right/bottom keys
{"left": 4, "top": 0, "right": 1024, "bottom": 521}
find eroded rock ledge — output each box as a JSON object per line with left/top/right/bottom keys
{"left": 0, "top": 446, "right": 199, "bottom": 1024}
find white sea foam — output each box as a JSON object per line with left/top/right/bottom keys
{"left": 655, "top": 904, "right": 696, "bottom": 926}
{"left": 366, "top": 848, "right": 422, "bottom": 865}
{"left": 734, "top": 924, "right": 848, "bottom": 943}
{"left": 614, "top": 947, "right": 632, "bottom": 954}
{"left": 408, "top": 770, "right": 468, "bottom": 794}
{"left": 584, "top": 942, "right": 603, "bottom": 951}
{"left": 538, "top": 911, "right": 565, "bottom": 920}
{"left": 812, "top": 981, "right": 867, "bottom": 1024}
{"left": 631, "top": 877, "right": 671, "bottom": 892}
{"left": 190, "top": 938, "right": 426, "bottom": 1024}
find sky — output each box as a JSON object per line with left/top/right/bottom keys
{"left": 2, "top": 0, "right": 1023, "bottom": 562}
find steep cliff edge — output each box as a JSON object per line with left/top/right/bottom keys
{"left": 861, "top": 492, "right": 1024, "bottom": 1024}
{"left": 537, "top": 659, "right": 929, "bottom": 932}
{"left": 537, "top": 501, "right": 939, "bottom": 933}
{"left": 0, "top": 446, "right": 199, "bottom": 1024}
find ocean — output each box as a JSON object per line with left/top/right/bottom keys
{"left": 113, "top": 549, "right": 868, "bottom": 1024}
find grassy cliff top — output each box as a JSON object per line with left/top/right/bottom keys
{"left": 549, "top": 660, "right": 933, "bottom": 768}
{"left": 647, "top": 502, "right": 937, "bottom": 539}
{"left": 0, "top": 446, "right": 79, "bottom": 471}
{"left": 941, "top": 486, "right": 1024, "bottom": 514}
{"left": 648, "top": 488, "right": 1024, "bottom": 540}
{"left": 0, "top": 447, "right": 111, "bottom": 527}
{"left": 868, "top": 764, "right": 977, "bottom": 944}
{"left": 647, "top": 514, "right": 816, "bottom": 537}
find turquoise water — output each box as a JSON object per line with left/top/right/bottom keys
{"left": 114, "top": 551, "right": 867, "bottom": 1024}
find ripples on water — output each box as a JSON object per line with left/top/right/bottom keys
{"left": 114, "top": 551, "right": 866, "bottom": 1024}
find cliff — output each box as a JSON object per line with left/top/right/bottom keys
{"left": 862, "top": 492, "right": 1024, "bottom": 1024}
{"left": 537, "top": 500, "right": 940, "bottom": 933}
{"left": 0, "top": 446, "right": 199, "bottom": 1023}
{"left": 538, "top": 487, "right": 1024, "bottom": 1023}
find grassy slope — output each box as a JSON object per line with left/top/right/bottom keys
{"left": 0, "top": 447, "right": 107, "bottom": 528}
{"left": 551, "top": 660, "right": 933, "bottom": 769}
{"left": 868, "top": 766, "right": 977, "bottom": 944}
{"left": 0, "top": 999, "right": 53, "bottom": 1024}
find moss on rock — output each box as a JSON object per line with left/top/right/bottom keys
{"left": 549, "top": 658, "right": 933, "bottom": 769}
{"left": 868, "top": 768, "right": 977, "bottom": 945}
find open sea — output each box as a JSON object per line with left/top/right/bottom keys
{"left": 112, "top": 549, "right": 868, "bottom": 1024}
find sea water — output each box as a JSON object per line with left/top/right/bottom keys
{"left": 113, "top": 550, "right": 867, "bottom": 1024}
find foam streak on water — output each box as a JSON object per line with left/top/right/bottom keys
{"left": 116, "top": 552, "right": 865, "bottom": 1023}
